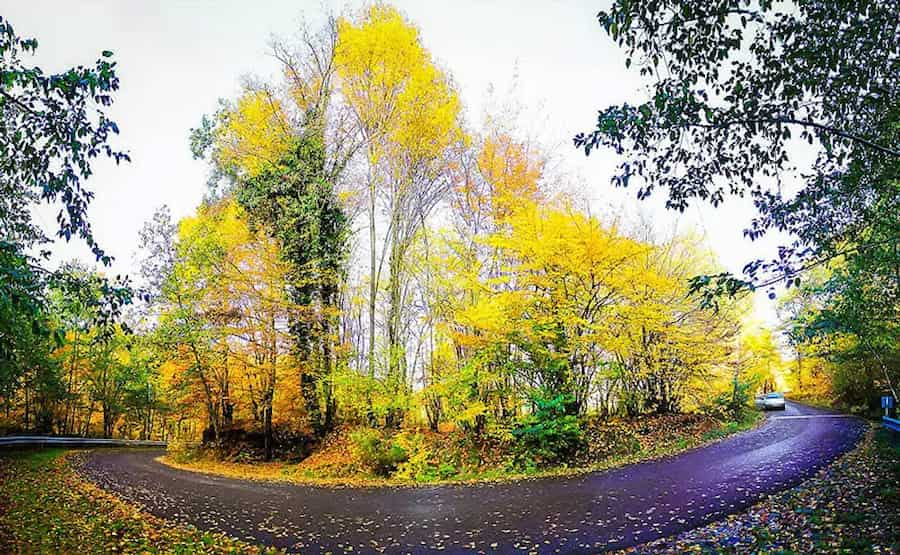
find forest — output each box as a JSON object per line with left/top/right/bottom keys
{"left": 1, "top": 2, "right": 897, "bottom": 483}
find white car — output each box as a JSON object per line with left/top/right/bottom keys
{"left": 761, "top": 392, "right": 786, "bottom": 410}
{"left": 754, "top": 394, "right": 766, "bottom": 409}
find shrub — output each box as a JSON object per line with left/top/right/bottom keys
{"left": 349, "top": 428, "right": 407, "bottom": 476}
{"left": 438, "top": 462, "right": 457, "bottom": 480}
{"left": 706, "top": 377, "right": 752, "bottom": 421}
{"left": 512, "top": 391, "right": 585, "bottom": 466}
{"left": 394, "top": 432, "right": 432, "bottom": 481}
{"left": 166, "top": 437, "right": 203, "bottom": 464}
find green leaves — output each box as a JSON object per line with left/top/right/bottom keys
{"left": 0, "top": 16, "right": 134, "bottom": 402}
{"left": 578, "top": 0, "right": 900, "bottom": 297}
{"left": 512, "top": 391, "right": 585, "bottom": 466}
{"left": 687, "top": 272, "right": 753, "bottom": 312}
{"left": 349, "top": 428, "right": 409, "bottom": 476}
{"left": 233, "top": 130, "right": 348, "bottom": 437}
{"left": 1, "top": 15, "right": 128, "bottom": 261}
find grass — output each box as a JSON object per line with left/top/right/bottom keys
{"left": 161, "top": 410, "right": 765, "bottom": 488}
{"left": 0, "top": 448, "right": 279, "bottom": 554}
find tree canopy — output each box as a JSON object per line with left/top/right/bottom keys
{"left": 0, "top": 15, "right": 133, "bottom": 416}
{"left": 575, "top": 0, "right": 899, "bottom": 304}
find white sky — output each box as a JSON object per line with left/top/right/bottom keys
{"left": 7, "top": 0, "right": 787, "bottom": 325}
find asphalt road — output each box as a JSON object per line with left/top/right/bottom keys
{"left": 77, "top": 402, "right": 865, "bottom": 554}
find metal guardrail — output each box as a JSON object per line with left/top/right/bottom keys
{"left": 883, "top": 416, "right": 900, "bottom": 433}
{"left": 0, "top": 436, "right": 166, "bottom": 449}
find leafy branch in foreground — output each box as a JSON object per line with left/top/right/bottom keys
{"left": 576, "top": 0, "right": 899, "bottom": 299}
{"left": 1, "top": 15, "right": 134, "bottom": 410}
{"left": 1, "top": 15, "right": 129, "bottom": 261}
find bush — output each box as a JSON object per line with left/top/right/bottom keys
{"left": 349, "top": 428, "right": 407, "bottom": 476}
{"left": 706, "top": 378, "right": 752, "bottom": 421}
{"left": 394, "top": 432, "right": 432, "bottom": 481}
{"left": 512, "top": 392, "right": 585, "bottom": 466}
{"left": 166, "top": 437, "right": 203, "bottom": 464}
{"left": 392, "top": 432, "right": 462, "bottom": 482}
{"left": 438, "top": 462, "right": 457, "bottom": 480}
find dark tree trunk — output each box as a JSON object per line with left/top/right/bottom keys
{"left": 102, "top": 401, "right": 116, "bottom": 439}
{"left": 301, "top": 371, "right": 321, "bottom": 435}
{"left": 263, "top": 403, "right": 273, "bottom": 461}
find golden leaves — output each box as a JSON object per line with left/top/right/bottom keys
{"left": 474, "top": 133, "right": 544, "bottom": 220}
{"left": 335, "top": 5, "right": 462, "bottom": 165}
{"left": 463, "top": 200, "right": 648, "bottom": 345}
{"left": 218, "top": 90, "right": 292, "bottom": 178}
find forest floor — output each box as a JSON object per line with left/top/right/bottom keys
{"left": 0, "top": 448, "right": 280, "bottom": 554}
{"left": 161, "top": 411, "right": 764, "bottom": 487}
{"left": 619, "top": 425, "right": 900, "bottom": 554}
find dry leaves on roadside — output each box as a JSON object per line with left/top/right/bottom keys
{"left": 0, "top": 449, "right": 281, "bottom": 554}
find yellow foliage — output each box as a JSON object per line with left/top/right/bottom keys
{"left": 475, "top": 133, "right": 544, "bottom": 220}
{"left": 165, "top": 198, "right": 300, "bottom": 434}
{"left": 738, "top": 325, "right": 786, "bottom": 392}
{"left": 471, "top": 201, "right": 649, "bottom": 350}
{"left": 218, "top": 90, "right": 292, "bottom": 177}
{"left": 335, "top": 5, "right": 462, "bottom": 165}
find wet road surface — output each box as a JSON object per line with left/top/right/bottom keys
{"left": 77, "top": 402, "right": 865, "bottom": 554}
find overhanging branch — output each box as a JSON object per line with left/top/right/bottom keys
{"left": 688, "top": 117, "right": 899, "bottom": 157}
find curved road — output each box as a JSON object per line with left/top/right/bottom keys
{"left": 77, "top": 402, "right": 864, "bottom": 554}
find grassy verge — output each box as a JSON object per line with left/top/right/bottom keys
{"left": 623, "top": 425, "right": 900, "bottom": 554}
{"left": 787, "top": 394, "right": 844, "bottom": 412}
{"left": 0, "top": 448, "right": 280, "bottom": 554}
{"left": 788, "top": 394, "right": 885, "bottom": 419}
{"left": 161, "top": 411, "right": 765, "bottom": 488}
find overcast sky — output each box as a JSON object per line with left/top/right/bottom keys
{"left": 7, "top": 0, "right": 786, "bottom": 325}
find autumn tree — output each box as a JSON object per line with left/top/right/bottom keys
{"left": 335, "top": 6, "right": 463, "bottom": 424}
{"left": 408, "top": 125, "right": 547, "bottom": 433}
{"left": 192, "top": 19, "right": 357, "bottom": 437}
{"left": 151, "top": 203, "right": 233, "bottom": 444}
{"left": 148, "top": 199, "right": 297, "bottom": 457}
{"left": 778, "top": 258, "right": 898, "bottom": 408}
{"left": 609, "top": 234, "right": 743, "bottom": 415}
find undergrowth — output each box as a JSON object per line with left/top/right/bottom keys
{"left": 163, "top": 411, "right": 764, "bottom": 486}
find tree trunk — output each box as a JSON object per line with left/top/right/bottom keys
{"left": 190, "top": 345, "right": 220, "bottom": 444}
{"left": 263, "top": 399, "right": 273, "bottom": 461}
{"left": 367, "top": 167, "right": 377, "bottom": 381}
{"left": 385, "top": 212, "right": 406, "bottom": 429}
{"left": 102, "top": 401, "right": 114, "bottom": 439}
{"left": 23, "top": 377, "right": 30, "bottom": 431}
{"left": 301, "top": 370, "right": 321, "bottom": 434}
{"left": 322, "top": 324, "right": 336, "bottom": 433}
{"left": 63, "top": 333, "right": 78, "bottom": 436}
{"left": 83, "top": 402, "right": 94, "bottom": 437}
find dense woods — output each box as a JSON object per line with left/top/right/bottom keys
{"left": 1, "top": 1, "right": 896, "bottom": 476}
